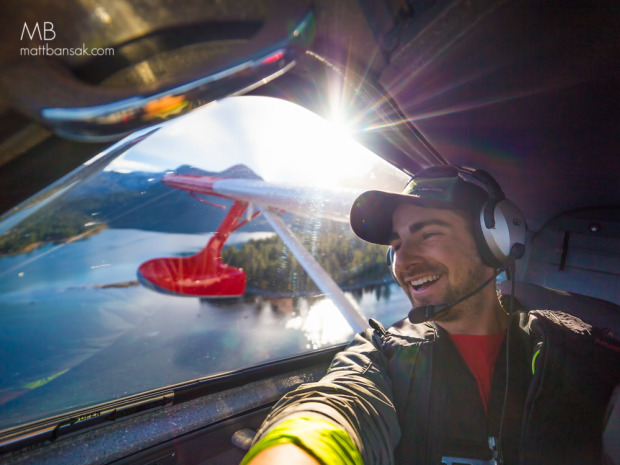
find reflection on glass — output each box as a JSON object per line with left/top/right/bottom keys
{"left": 0, "top": 96, "right": 409, "bottom": 430}
{"left": 286, "top": 297, "right": 353, "bottom": 350}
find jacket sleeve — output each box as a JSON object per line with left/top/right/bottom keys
{"left": 252, "top": 328, "right": 401, "bottom": 465}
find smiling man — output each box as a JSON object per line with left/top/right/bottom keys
{"left": 389, "top": 202, "right": 506, "bottom": 334}
{"left": 242, "top": 165, "right": 620, "bottom": 465}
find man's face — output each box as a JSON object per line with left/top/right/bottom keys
{"left": 389, "top": 203, "right": 494, "bottom": 320}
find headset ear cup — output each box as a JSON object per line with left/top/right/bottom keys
{"left": 476, "top": 199, "right": 527, "bottom": 267}
{"left": 472, "top": 206, "right": 505, "bottom": 268}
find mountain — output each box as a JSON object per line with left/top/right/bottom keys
{"left": 63, "top": 164, "right": 271, "bottom": 233}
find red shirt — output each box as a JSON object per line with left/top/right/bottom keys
{"left": 449, "top": 332, "right": 505, "bottom": 414}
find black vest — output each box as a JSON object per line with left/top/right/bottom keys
{"left": 433, "top": 325, "right": 531, "bottom": 463}
{"left": 384, "top": 313, "right": 532, "bottom": 464}
{"left": 379, "top": 310, "right": 619, "bottom": 464}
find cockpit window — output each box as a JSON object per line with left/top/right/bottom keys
{"left": 0, "top": 96, "right": 409, "bottom": 430}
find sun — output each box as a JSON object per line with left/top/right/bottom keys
{"left": 248, "top": 97, "right": 381, "bottom": 188}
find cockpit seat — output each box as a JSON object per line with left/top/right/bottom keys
{"left": 498, "top": 280, "right": 620, "bottom": 335}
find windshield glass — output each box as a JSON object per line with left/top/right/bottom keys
{"left": 0, "top": 96, "right": 409, "bottom": 431}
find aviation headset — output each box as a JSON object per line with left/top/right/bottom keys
{"left": 385, "top": 165, "right": 526, "bottom": 275}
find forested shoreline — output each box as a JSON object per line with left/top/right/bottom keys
{"left": 222, "top": 222, "right": 390, "bottom": 293}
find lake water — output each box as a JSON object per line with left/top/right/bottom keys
{"left": 0, "top": 228, "right": 409, "bottom": 430}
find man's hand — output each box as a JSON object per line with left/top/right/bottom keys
{"left": 245, "top": 443, "right": 321, "bottom": 465}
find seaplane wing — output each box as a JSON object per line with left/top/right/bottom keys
{"left": 138, "top": 173, "right": 368, "bottom": 332}
{"left": 161, "top": 174, "right": 364, "bottom": 223}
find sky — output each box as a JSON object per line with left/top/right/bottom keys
{"left": 104, "top": 96, "right": 408, "bottom": 189}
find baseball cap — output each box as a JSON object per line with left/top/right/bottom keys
{"left": 350, "top": 165, "right": 489, "bottom": 245}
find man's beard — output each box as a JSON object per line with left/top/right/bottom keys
{"left": 420, "top": 264, "right": 490, "bottom": 323}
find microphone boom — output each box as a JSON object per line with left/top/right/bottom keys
{"left": 408, "top": 266, "right": 507, "bottom": 324}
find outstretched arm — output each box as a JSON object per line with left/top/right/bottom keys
{"left": 242, "top": 329, "right": 401, "bottom": 465}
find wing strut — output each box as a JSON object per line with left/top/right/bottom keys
{"left": 259, "top": 206, "right": 366, "bottom": 333}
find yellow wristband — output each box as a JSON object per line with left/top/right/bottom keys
{"left": 241, "top": 415, "right": 363, "bottom": 465}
